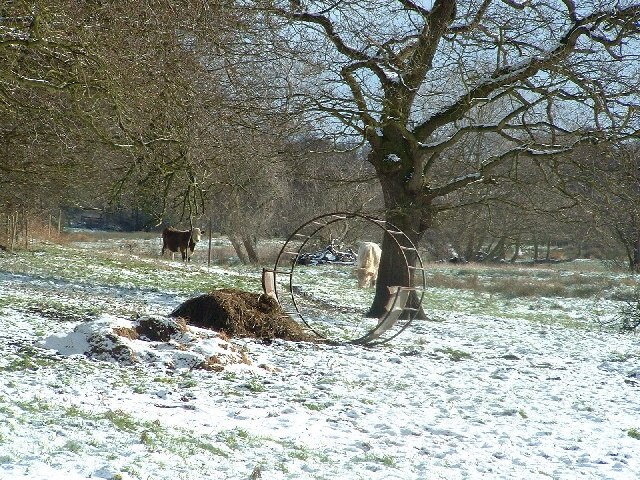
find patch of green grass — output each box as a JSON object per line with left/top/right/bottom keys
{"left": 140, "top": 430, "right": 155, "bottom": 447}
{"left": 178, "top": 437, "right": 228, "bottom": 457}
{"left": 434, "top": 347, "right": 472, "bottom": 362}
{"left": 354, "top": 453, "right": 397, "bottom": 467}
{"left": 304, "top": 402, "right": 329, "bottom": 411}
{"left": 278, "top": 439, "right": 331, "bottom": 463}
{"left": 132, "top": 385, "right": 147, "bottom": 394}
{"left": 62, "top": 440, "right": 83, "bottom": 453}
{"left": 14, "top": 398, "right": 51, "bottom": 414}
{"left": 1, "top": 242, "right": 261, "bottom": 299}
{"left": 628, "top": 428, "right": 640, "bottom": 440}
{"left": 215, "top": 428, "right": 262, "bottom": 452}
{"left": 103, "top": 410, "right": 138, "bottom": 432}
{"left": 121, "top": 466, "right": 142, "bottom": 478}
{"left": 423, "top": 286, "right": 594, "bottom": 330}
{"left": 153, "top": 376, "right": 175, "bottom": 384}
{"left": 608, "top": 351, "right": 640, "bottom": 362}
{"left": 0, "top": 347, "right": 58, "bottom": 372}
{"left": 289, "top": 446, "right": 311, "bottom": 460}
{"left": 1, "top": 357, "right": 41, "bottom": 372}
{"left": 140, "top": 419, "right": 164, "bottom": 442}
{"left": 0, "top": 295, "right": 25, "bottom": 309}
{"left": 25, "top": 300, "right": 102, "bottom": 322}
{"left": 246, "top": 377, "right": 266, "bottom": 393}
{"left": 64, "top": 406, "right": 86, "bottom": 418}
{"left": 179, "top": 378, "right": 198, "bottom": 389}
{"left": 52, "top": 403, "right": 230, "bottom": 460}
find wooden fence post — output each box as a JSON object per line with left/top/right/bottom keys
{"left": 208, "top": 218, "right": 213, "bottom": 267}
{"left": 10, "top": 212, "right": 17, "bottom": 252}
{"left": 24, "top": 211, "right": 28, "bottom": 250}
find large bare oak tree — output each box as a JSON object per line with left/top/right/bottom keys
{"left": 256, "top": 0, "right": 640, "bottom": 315}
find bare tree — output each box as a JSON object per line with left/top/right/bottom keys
{"left": 249, "top": 0, "right": 640, "bottom": 315}
{"left": 0, "top": 1, "right": 274, "bottom": 230}
{"left": 0, "top": 2, "right": 107, "bottom": 207}
{"left": 560, "top": 142, "right": 640, "bottom": 272}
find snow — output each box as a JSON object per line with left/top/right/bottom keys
{"left": 42, "top": 322, "right": 91, "bottom": 355}
{"left": 1, "top": 239, "right": 639, "bottom": 479}
{"left": 381, "top": 66, "right": 401, "bottom": 83}
{"left": 451, "top": 172, "right": 482, "bottom": 183}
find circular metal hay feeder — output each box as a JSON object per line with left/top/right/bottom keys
{"left": 262, "top": 212, "right": 426, "bottom": 345}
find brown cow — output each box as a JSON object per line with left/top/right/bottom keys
{"left": 161, "top": 227, "right": 202, "bottom": 261}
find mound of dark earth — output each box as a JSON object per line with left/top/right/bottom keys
{"left": 170, "top": 288, "right": 316, "bottom": 342}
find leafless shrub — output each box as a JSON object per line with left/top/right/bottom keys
{"left": 617, "top": 293, "right": 640, "bottom": 333}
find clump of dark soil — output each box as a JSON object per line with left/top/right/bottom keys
{"left": 137, "top": 316, "right": 188, "bottom": 341}
{"left": 112, "top": 317, "right": 188, "bottom": 342}
{"left": 170, "top": 288, "right": 317, "bottom": 342}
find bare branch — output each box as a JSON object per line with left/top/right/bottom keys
{"left": 448, "top": 0, "right": 493, "bottom": 34}
{"left": 414, "top": 5, "right": 640, "bottom": 142}
{"left": 427, "top": 139, "right": 588, "bottom": 200}
{"left": 270, "top": 7, "right": 369, "bottom": 63}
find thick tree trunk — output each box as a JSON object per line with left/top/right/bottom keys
{"left": 229, "top": 235, "right": 250, "bottom": 264}
{"left": 632, "top": 236, "right": 640, "bottom": 274}
{"left": 366, "top": 173, "right": 430, "bottom": 319}
{"left": 545, "top": 240, "right": 551, "bottom": 261}
{"left": 464, "top": 233, "right": 475, "bottom": 261}
{"left": 242, "top": 235, "right": 259, "bottom": 263}
{"left": 488, "top": 237, "right": 506, "bottom": 262}
{"left": 509, "top": 237, "right": 520, "bottom": 263}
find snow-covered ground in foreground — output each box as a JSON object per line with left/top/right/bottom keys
{"left": 1, "top": 238, "right": 639, "bottom": 480}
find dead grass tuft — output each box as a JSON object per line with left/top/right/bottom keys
{"left": 113, "top": 326, "right": 139, "bottom": 340}
{"left": 426, "top": 263, "right": 633, "bottom": 299}
{"left": 196, "top": 356, "right": 226, "bottom": 372}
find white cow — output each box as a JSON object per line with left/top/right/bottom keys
{"left": 356, "top": 242, "right": 382, "bottom": 288}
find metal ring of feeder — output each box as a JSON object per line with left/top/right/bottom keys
{"left": 270, "top": 212, "right": 426, "bottom": 345}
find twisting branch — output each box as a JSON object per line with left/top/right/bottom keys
{"left": 427, "top": 133, "right": 601, "bottom": 200}
{"left": 413, "top": 5, "right": 640, "bottom": 142}
{"left": 448, "top": 0, "right": 492, "bottom": 34}
{"left": 270, "top": 6, "right": 369, "bottom": 63}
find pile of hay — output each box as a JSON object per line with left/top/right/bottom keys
{"left": 170, "top": 288, "right": 316, "bottom": 342}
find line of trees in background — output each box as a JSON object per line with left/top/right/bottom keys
{"left": 1, "top": 1, "right": 639, "bottom": 274}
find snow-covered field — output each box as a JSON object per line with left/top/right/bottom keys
{"left": 1, "top": 234, "right": 639, "bottom": 480}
